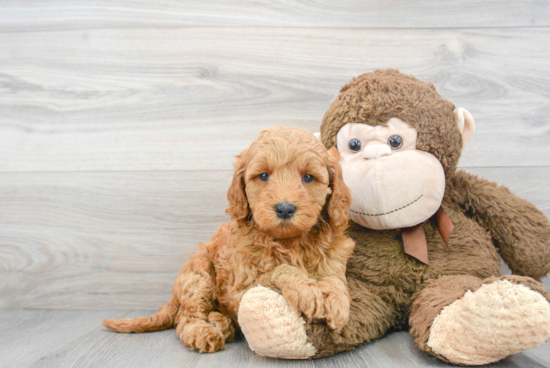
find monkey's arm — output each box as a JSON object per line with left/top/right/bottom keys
{"left": 448, "top": 170, "right": 550, "bottom": 280}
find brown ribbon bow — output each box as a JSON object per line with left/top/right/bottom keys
{"left": 400, "top": 207, "right": 454, "bottom": 265}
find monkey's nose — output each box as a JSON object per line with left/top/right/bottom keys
{"left": 363, "top": 143, "right": 391, "bottom": 159}
{"left": 275, "top": 203, "right": 296, "bottom": 219}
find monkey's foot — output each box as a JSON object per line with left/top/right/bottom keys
{"left": 427, "top": 279, "right": 550, "bottom": 365}
{"left": 238, "top": 285, "right": 317, "bottom": 359}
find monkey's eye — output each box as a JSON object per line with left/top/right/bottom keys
{"left": 349, "top": 138, "right": 362, "bottom": 152}
{"left": 302, "top": 174, "right": 314, "bottom": 183}
{"left": 259, "top": 173, "right": 270, "bottom": 182}
{"left": 388, "top": 135, "right": 403, "bottom": 149}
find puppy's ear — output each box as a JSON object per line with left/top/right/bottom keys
{"left": 226, "top": 149, "right": 249, "bottom": 221}
{"left": 326, "top": 147, "right": 352, "bottom": 230}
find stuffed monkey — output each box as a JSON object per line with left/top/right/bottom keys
{"left": 237, "top": 69, "right": 550, "bottom": 365}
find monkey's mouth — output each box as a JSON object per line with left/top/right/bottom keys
{"left": 349, "top": 194, "right": 423, "bottom": 217}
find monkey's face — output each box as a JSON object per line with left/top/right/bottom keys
{"left": 336, "top": 118, "right": 446, "bottom": 230}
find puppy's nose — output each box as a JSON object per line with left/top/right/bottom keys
{"left": 275, "top": 203, "right": 296, "bottom": 220}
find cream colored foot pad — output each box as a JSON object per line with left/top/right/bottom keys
{"left": 428, "top": 280, "right": 550, "bottom": 365}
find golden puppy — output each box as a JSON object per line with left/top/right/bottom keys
{"left": 103, "top": 127, "right": 354, "bottom": 353}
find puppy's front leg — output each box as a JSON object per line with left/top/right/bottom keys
{"left": 317, "top": 276, "right": 350, "bottom": 332}
{"left": 268, "top": 265, "right": 350, "bottom": 332}
{"left": 270, "top": 264, "right": 325, "bottom": 320}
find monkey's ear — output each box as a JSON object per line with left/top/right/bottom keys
{"left": 454, "top": 108, "right": 475, "bottom": 148}
{"left": 313, "top": 132, "right": 322, "bottom": 142}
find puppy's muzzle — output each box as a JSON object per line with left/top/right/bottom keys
{"left": 275, "top": 203, "right": 296, "bottom": 220}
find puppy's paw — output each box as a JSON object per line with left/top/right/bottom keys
{"left": 207, "top": 311, "right": 235, "bottom": 342}
{"left": 323, "top": 292, "right": 350, "bottom": 332}
{"left": 282, "top": 285, "right": 325, "bottom": 320}
{"left": 180, "top": 320, "right": 225, "bottom": 353}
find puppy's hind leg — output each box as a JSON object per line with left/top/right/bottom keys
{"left": 173, "top": 244, "right": 226, "bottom": 353}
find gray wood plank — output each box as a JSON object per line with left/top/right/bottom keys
{"left": 1, "top": 309, "right": 550, "bottom": 368}
{"left": 0, "top": 309, "right": 146, "bottom": 368}
{"left": 352, "top": 330, "right": 550, "bottom": 368}
{"left": 1, "top": 0, "right": 549, "bottom": 30}
{"left": 0, "top": 171, "right": 231, "bottom": 309}
{"left": 0, "top": 167, "right": 548, "bottom": 309}
{"left": 1, "top": 28, "right": 549, "bottom": 172}
{"left": 0, "top": 309, "right": 310, "bottom": 368}
{"left": 27, "top": 311, "right": 204, "bottom": 368}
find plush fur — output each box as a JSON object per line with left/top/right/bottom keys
{"left": 312, "top": 70, "right": 550, "bottom": 362}
{"left": 102, "top": 127, "right": 354, "bottom": 353}
{"left": 238, "top": 70, "right": 550, "bottom": 364}
{"left": 321, "top": 69, "right": 461, "bottom": 178}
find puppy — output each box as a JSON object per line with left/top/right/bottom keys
{"left": 103, "top": 127, "right": 354, "bottom": 353}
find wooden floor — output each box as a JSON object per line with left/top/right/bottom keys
{"left": 1, "top": 1, "right": 550, "bottom": 367}
{"left": 2, "top": 307, "right": 550, "bottom": 368}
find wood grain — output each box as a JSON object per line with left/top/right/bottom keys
{"left": 1, "top": 309, "right": 550, "bottom": 368}
{"left": 0, "top": 171, "right": 230, "bottom": 309}
{"left": 1, "top": 167, "right": 548, "bottom": 309}
{"left": 1, "top": 28, "right": 550, "bottom": 172}
{"left": 1, "top": 0, "right": 549, "bottom": 31}
{"left": 1, "top": 2, "right": 550, "bottom": 366}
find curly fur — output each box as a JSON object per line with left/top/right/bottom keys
{"left": 103, "top": 127, "right": 354, "bottom": 353}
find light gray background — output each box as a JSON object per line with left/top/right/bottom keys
{"left": 1, "top": 1, "right": 549, "bottom": 367}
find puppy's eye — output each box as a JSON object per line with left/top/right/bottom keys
{"left": 388, "top": 135, "right": 403, "bottom": 149}
{"left": 349, "top": 138, "right": 362, "bottom": 152}
{"left": 258, "top": 173, "right": 270, "bottom": 182}
{"left": 302, "top": 174, "right": 314, "bottom": 183}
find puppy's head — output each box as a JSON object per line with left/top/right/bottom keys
{"left": 227, "top": 127, "right": 351, "bottom": 239}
